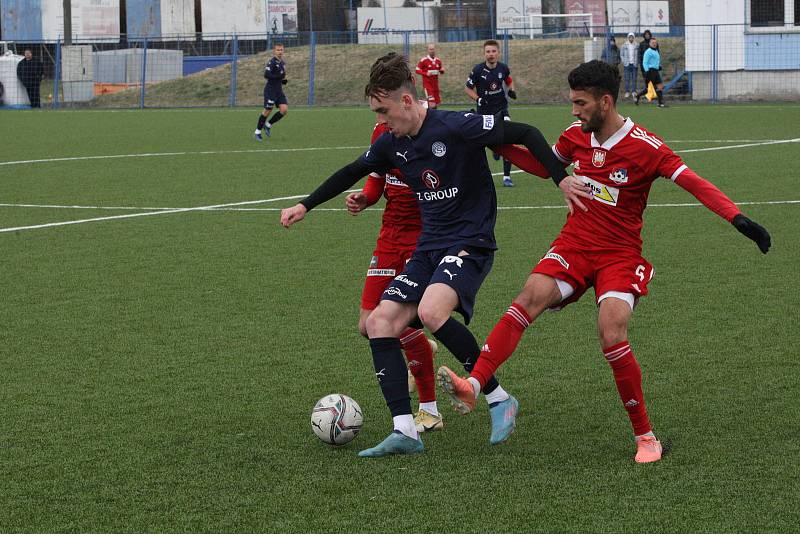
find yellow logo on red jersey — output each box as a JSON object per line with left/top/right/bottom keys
{"left": 577, "top": 175, "right": 619, "bottom": 206}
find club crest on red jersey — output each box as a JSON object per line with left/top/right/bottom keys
{"left": 421, "top": 169, "right": 440, "bottom": 189}
{"left": 592, "top": 149, "right": 607, "bottom": 168}
{"left": 609, "top": 168, "right": 629, "bottom": 184}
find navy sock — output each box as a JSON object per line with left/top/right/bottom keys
{"left": 433, "top": 318, "right": 499, "bottom": 395}
{"left": 656, "top": 90, "right": 664, "bottom": 104}
{"left": 268, "top": 111, "right": 284, "bottom": 125}
{"left": 369, "top": 337, "right": 412, "bottom": 417}
{"left": 503, "top": 158, "right": 512, "bottom": 177}
{"left": 257, "top": 114, "right": 267, "bottom": 130}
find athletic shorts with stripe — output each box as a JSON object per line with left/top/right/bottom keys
{"left": 532, "top": 239, "right": 655, "bottom": 310}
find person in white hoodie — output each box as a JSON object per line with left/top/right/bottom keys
{"left": 620, "top": 32, "right": 638, "bottom": 98}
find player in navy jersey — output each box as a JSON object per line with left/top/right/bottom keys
{"left": 254, "top": 43, "right": 288, "bottom": 140}
{"left": 466, "top": 40, "right": 517, "bottom": 187}
{"left": 281, "top": 53, "right": 590, "bottom": 458}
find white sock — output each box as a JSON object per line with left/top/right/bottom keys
{"left": 393, "top": 414, "right": 418, "bottom": 439}
{"left": 485, "top": 384, "right": 510, "bottom": 405}
{"left": 254, "top": 129, "right": 261, "bottom": 134}
{"left": 265, "top": 122, "right": 271, "bottom": 128}
{"left": 636, "top": 431, "right": 656, "bottom": 441}
{"left": 419, "top": 402, "right": 439, "bottom": 416}
{"left": 467, "top": 377, "right": 481, "bottom": 398}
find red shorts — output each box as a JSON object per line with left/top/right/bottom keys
{"left": 361, "top": 248, "right": 415, "bottom": 310}
{"left": 423, "top": 82, "right": 441, "bottom": 105}
{"left": 532, "top": 239, "right": 655, "bottom": 309}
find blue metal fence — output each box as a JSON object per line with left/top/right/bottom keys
{"left": 3, "top": 24, "right": 799, "bottom": 109}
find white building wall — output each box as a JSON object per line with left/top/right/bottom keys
{"left": 684, "top": 0, "right": 745, "bottom": 71}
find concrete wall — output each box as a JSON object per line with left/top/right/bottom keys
{"left": 691, "top": 70, "right": 800, "bottom": 100}
{"left": 94, "top": 48, "right": 183, "bottom": 83}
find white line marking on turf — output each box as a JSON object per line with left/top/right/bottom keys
{"left": 4, "top": 137, "right": 797, "bottom": 168}
{"left": 0, "top": 190, "right": 359, "bottom": 233}
{"left": 0, "top": 146, "right": 366, "bottom": 167}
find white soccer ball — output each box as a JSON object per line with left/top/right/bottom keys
{"left": 311, "top": 394, "right": 364, "bottom": 446}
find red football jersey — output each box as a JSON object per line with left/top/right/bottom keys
{"left": 369, "top": 123, "right": 422, "bottom": 252}
{"left": 416, "top": 56, "right": 443, "bottom": 87}
{"left": 552, "top": 117, "right": 688, "bottom": 253}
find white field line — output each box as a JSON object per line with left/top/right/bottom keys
{"left": 2, "top": 137, "right": 798, "bottom": 233}
{"left": 0, "top": 145, "right": 365, "bottom": 167}
{"left": 2, "top": 137, "right": 797, "bottom": 167}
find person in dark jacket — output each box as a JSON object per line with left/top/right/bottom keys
{"left": 17, "top": 49, "right": 44, "bottom": 108}
{"left": 637, "top": 30, "right": 653, "bottom": 83}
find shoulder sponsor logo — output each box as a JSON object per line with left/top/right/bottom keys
{"left": 432, "top": 141, "right": 447, "bottom": 157}
{"left": 609, "top": 168, "right": 629, "bottom": 184}
{"left": 592, "top": 149, "right": 607, "bottom": 167}
{"left": 367, "top": 268, "right": 396, "bottom": 277}
{"left": 577, "top": 175, "right": 620, "bottom": 206}
{"left": 421, "top": 169, "right": 440, "bottom": 189}
{"left": 482, "top": 114, "right": 495, "bottom": 130}
{"left": 385, "top": 174, "right": 406, "bottom": 187}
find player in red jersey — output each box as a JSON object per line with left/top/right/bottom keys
{"left": 415, "top": 44, "right": 444, "bottom": 109}
{"left": 438, "top": 60, "right": 771, "bottom": 463}
{"left": 345, "top": 121, "right": 442, "bottom": 433}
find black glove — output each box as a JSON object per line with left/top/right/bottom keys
{"left": 476, "top": 97, "right": 484, "bottom": 108}
{"left": 732, "top": 214, "right": 771, "bottom": 254}
{"left": 507, "top": 89, "right": 517, "bottom": 100}
{"left": 281, "top": 79, "right": 288, "bottom": 85}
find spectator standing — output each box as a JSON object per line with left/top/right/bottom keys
{"left": 16, "top": 49, "right": 44, "bottom": 108}
{"left": 621, "top": 32, "right": 638, "bottom": 98}
{"left": 600, "top": 36, "right": 621, "bottom": 71}
{"left": 637, "top": 30, "right": 653, "bottom": 88}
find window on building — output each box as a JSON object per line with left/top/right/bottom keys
{"left": 750, "top": 0, "right": 784, "bottom": 27}
{"left": 795, "top": 0, "right": 800, "bottom": 25}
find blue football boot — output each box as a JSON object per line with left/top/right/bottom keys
{"left": 489, "top": 395, "right": 519, "bottom": 445}
{"left": 358, "top": 431, "right": 424, "bottom": 458}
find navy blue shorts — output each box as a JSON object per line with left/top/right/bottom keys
{"left": 477, "top": 107, "right": 509, "bottom": 120}
{"left": 264, "top": 87, "right": 287, "bottom": 109}
{"left": 380, "top": 245, "right": 494, "bottom": 324}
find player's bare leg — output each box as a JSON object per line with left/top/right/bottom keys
{"left": 359, "top": 300, "right": 425, "bottom": 457}
{"left": 597, "top": 297, "right": 661, "bottom": 463}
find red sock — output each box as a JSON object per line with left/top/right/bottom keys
{"left": 400, "top": 327, "right": 435, "bottom": 403}
{"left": 470, "top": 303, "right": 531, "bottom": 387}
{"left": 604, "top": 341, "right": 652, "bottom": 436}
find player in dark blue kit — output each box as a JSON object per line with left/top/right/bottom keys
{"left": 281, "top": 54, "right": 590, "bottom": 457}
{"left": 466, "top": 40, "right": 518, "bottom": 187}
{"left": 254, "top": 43, "right": 288, "bottom": 140}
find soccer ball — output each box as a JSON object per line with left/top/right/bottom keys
{"left": 311, "top": 394, "right": 364, "bottom": 445}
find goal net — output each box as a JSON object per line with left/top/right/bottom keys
{"left": 508, "top": 13, "right": 594, "bottom": 39}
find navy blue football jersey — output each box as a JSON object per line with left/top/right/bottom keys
{"left": 466, "top": 62, "right": 511, "bottom": 112}
{"left": 360, "top": 109, "right": 504, "bottom": 251}
{"left": 264, "top": 57, "right": 285, "bottom": 90}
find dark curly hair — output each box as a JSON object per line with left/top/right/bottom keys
{"left": 568, "top": 60, "right": 621, "bottom": 103}
{"left": 364, "top": 52, "right": 417, "bottom": 100}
